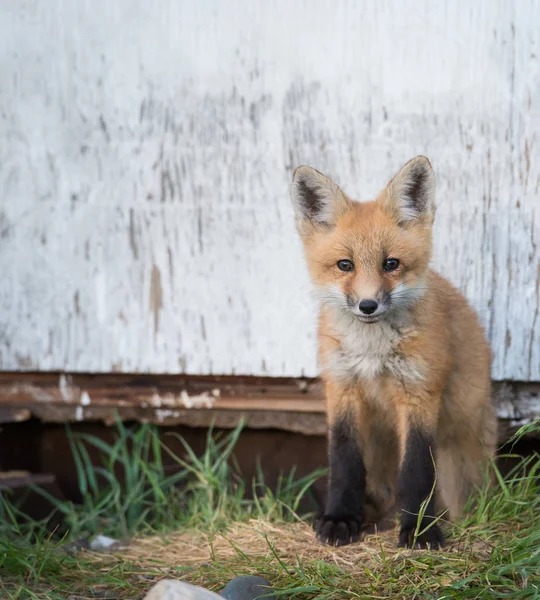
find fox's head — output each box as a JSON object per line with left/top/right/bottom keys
{"left": 290, "top": 156, "right": 436, "bottom": 324}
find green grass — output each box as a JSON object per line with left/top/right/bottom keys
{"left": 7, "top": 420, "right": 322, "bottom": 540}
{"left": 182, "top": 441, "right": 540, "bottom": 600}
{"left": 1, "top": 419, "right": 539, "bottom": 599}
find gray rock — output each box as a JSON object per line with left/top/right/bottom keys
{"left": 62, "top": 538, "right": 90, "bottom": 555}
{"left": 220, "top": 576, "right": 275, "bottom": 600}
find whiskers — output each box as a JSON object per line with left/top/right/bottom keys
{"left": 313, "top": 286, "right": 349, "bottom": 311}
{"left": 389, "top": 281, "right": 428, "bottom": 308}
{"left": 313, "top": 280, "right": 429, "bottom": 323}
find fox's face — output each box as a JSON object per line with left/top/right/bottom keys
{"left": 291, "top": 157, "right": 436, "bottom": 324}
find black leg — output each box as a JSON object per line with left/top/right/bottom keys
{"left": 398, "top": 425, "right": 444, "bottom": 549}
{"left": 315, "top": 418, "right": 366, "bottom": 547}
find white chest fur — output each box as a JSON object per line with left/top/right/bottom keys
{"left": 322, "top": 312, "right": 424, "bottom": 384}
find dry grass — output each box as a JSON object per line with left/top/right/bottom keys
{"left": 125, "top": 519, "right": 400, "bottom": 568}
{"left": 123, "top": 518, "right": 444, "bottom": 569}
{"left": 106, "top": 517, "right": 505, "bottom": 598}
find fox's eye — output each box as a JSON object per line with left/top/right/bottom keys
{"left": 337, "top": 259, "right": 354, "bottom": 272}
{"left": 383, "top": 258, "right": 400, "bottom": 272}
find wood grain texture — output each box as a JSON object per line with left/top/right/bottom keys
{"left": 0, "top": 374, "right": 536, "bottom": 440}
{"left": 0, "top": 1, "right": 538, "bottom": 379}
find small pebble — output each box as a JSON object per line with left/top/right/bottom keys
{"left": 89, "top": 535, "right": 123, "bottom": 551}
{"left": 220, "top": 576, "right": 275, "bottom": 600}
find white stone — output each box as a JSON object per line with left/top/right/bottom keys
{"left": 89, "top": 535, "right": 118, "bottom": 551}
{"left": 143, "top": 579, "right": 221, "bottom": 600}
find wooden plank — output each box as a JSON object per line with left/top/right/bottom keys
{"left": 0, "top": 373, "right": 324, "bottom": 412}
{"left": 0, "top": 1, "right": 538, "bottom": 380}
{"left": 0, "top": 374, "right": 537, "bottom": 442}
{"left": 0, "top": 471, "right": 56, "bottom": 490}
{"left": 32, "top": 406, "right": 328, "bottom": 437}
{"left": 0, "top": 408, "right": 31, "bottom": 424}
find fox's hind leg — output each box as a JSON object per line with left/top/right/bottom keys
{"left": 315, "top": 381, "right": 399, "bottom": 547}
{"left": 436, "top": 371, "right": 497, "bottom": 520}
{"left": 437, "top": 400, "right": 497, "bottom": 520}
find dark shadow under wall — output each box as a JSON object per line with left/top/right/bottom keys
{"left": 0, "top": 420, "right": 537, "bottom": 524}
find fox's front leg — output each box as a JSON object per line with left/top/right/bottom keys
{"left": 397, "top": 402, "right": 444, "bottom": 549}
{"left": 315, "top": 387, "right": 366, "bottom": 547}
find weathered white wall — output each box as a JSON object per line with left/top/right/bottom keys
{"left": 0, "top": 0, "right": 538, "bottom": 380}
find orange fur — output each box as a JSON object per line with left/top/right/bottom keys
{"left": 291, "top": 157, "right": 497, "bottom": 538}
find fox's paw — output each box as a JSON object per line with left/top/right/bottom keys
{"left": 398, "top": 523, "right": 444, "bottom": 550}
{"left": 314, "top": 514, "right": 363, "bottom": 547}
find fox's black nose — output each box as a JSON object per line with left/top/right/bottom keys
{"left": 359, "top": 299, "right": 378, "bottom": 315}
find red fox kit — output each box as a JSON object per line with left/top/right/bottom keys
{"left": 290, "top": 156, "right": 497, "bottom": 549}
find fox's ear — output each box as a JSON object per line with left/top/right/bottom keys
{"left": 291, "top": 166, "right": 351, "bottom": 228}
{"left": 381, "top": 156, "right": 436, "bottom": 225}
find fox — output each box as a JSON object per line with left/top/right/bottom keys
{"left": 290, "top": 156, "right": 497, "bottom": 549}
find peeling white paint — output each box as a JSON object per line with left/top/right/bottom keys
{"left": 179, "top": 390, "right": 215, "bottom": 409}
{"left": 155, "top": 408, "right": 182, "bottom": 422}
{"left": 59, "top": 375, "right": 74, "bottom": 403}
{"left": 148, "top": 390, "right": 217, "bottom": 409}
{"left": 150, "top": 393, "right": 162, "bottom": 408}
{"left": 496, "top": 396, "right": 540, "bottom": 421}
{"left": 80, "top": 391, "right": 91, "bottom": 406}
{"left": 75, "top": 406, "right": 83, "bottom": 421}
{"left": 508, "top": 417, "right": 535, "bottom": 428}
{"left": 0, "top": 1, "right": 538, "bottom": 381}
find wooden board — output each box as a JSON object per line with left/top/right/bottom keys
{"left": 0, "top": 373, "right": 537, "bottom": 441}
{"left": 0, "top": 1, "right": 538, "bottom": 380}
